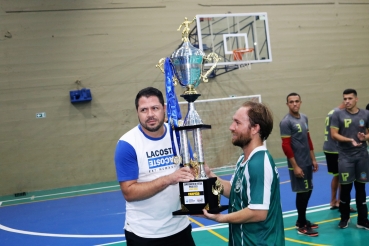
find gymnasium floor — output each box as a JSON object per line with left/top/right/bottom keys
{"left": 1, "top": 154, "right": 369, "bottom": 246}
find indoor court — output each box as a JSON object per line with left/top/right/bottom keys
{"left": 1, "top": 2, "right": 369, "bottom": 246}
{"left": 1, "top": 154, "right": 368, "bottom": 246}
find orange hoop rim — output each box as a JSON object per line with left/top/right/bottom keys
{"left": 233, "top": 48, "right": 254, "bottom": 61}
{"left": 233, "top": 48, "right": 254, "bottom": 54}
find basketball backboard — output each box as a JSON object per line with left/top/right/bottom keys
{"left": 195, "top": 13, "right": 272, "bottom": 67}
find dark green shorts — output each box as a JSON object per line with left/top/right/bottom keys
{"left": 338, "top": 151, "right": 369, "bottom": 184}
{"left": 289, "top": 165, "right": 313, "bottom": 192}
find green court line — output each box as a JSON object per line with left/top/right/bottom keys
{"left": 0, "top": 181, "right": 121, "bottom": 207}
{"left": 0, "top": 151, "right": 334, "bottom": 207}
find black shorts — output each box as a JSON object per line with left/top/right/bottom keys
{"left": 324, "top": 152, "right": 339, "bottom": 175}
{"left": 125, "top": 224, "right": 195, "bottom": 246}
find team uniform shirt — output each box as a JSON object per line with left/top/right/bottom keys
{"left": 330, "top": 109, "right": 369, "bottom": 158}
{"left": 228, "top": 146, "right": 285, "bottom": 246}
{"left": 114, "top": 123, "right": 189, "bottom": 238}
{"left": 280, "top": 113, "right": 312, "bottom": 168}
{"left": 323, "top": 108, "right": 341, "bottom": 153}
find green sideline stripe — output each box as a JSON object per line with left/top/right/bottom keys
{"left": 0, "top": 151, "right": 328, "bottom": 207}
{"left": 0, "top": 181, "right": 121, "bottom": 207}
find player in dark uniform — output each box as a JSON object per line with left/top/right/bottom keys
{"left": 280, "top": 92, "right": 319, "bottom": 236}
{"left": 324, "top": 103, "right": 357, "bottom": 212}
{"left": 331, "top": 88, "right": 369, "bottom": 230}
{"left": 323, "top": 103, "right": 344, "bottom": 209}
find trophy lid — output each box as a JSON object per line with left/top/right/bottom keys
{"left": 171, "top": 41, "right": 205, "bottom": 58}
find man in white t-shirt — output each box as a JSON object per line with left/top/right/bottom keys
{"left": 114, "top": 87, "right": 195, "bottom": 246}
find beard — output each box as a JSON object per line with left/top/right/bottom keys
{"left": 232, "top": 132, "right": 252, "bottom": 148}
{"left": 140, "top": 115, "right": 165, "bottom": 133}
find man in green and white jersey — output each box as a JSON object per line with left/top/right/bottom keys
{"left": 331, "top": 88, "right": 369, "bottom": 230}
{"left": 202, "top": 101, "right": 285, "bottom": 246}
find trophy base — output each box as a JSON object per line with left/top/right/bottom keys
{"left": 172, "top": 205, "right": 229, "bottom": 215}
{"left": 172, "top": 177, "right": 228, "bottom": 216}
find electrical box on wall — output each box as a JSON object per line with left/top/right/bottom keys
{"left": 70, "top": 88, "right": 92, "bottom": 103}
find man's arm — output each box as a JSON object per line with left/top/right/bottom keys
{"left": 281, "top": 137, "right": 304, "bottom": 178}
{"left": 120, "top": 166, "right": 194, "bottom": 202}
{"left": 307, "top": 132, "right": 318, "bottom": 172}
{"left": 331, "top": 127, "right": 361, "bottom": 146}
{"left": 203, "top": 207, "right": 267, "bottom": 223}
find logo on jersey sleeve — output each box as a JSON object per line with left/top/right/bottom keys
{"left": 359, "top": 119, "right": 364, "bottom": 127}
{"left": 234, "top": 179, "right": 241, "bottom": 193}
{"left": 274, "top": 166, "right": 280, "bottom": 179}
{"left": 360, "top": 172, "right": 367, "bottom": 181}
{"left": 146, "top": 148, "right": 174, "bottom": 169}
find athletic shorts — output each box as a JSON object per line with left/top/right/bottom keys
{"left": 338, "top": 151, "right": 369, "bottom": 184}
{"left": 324, "top": 152, "right": 339, "bottom": 175}
{"left": 124, "top": 224, "right": 195, "bottom": 246}
{"left": 288, "top": 165, "right": 313, "bottom": 192}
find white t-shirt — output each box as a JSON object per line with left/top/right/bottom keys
{"left": 114, "top": 123, "right": 190, "bottom": 238}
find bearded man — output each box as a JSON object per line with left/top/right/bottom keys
{"left": 201, "top": 101, "right": 285, "bottom": 246}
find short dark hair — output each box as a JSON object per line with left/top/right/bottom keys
{"left": 286, "top": 92, "right": 301, "bottom": 102}
{"left": 135, "top": 87, "right": 164, "bottom": 110}
{"left": 366, "top": 103, "right": 369, "bottom": 111}
{"left": 343, "top": 88, "right": 357, "bottom": 96}
{"left": 242, "top": 101, "right": 273, "bottom": 141}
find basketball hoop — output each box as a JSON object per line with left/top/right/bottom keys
{"left": 233, "top": 48, "right": 254, "bottom": 70}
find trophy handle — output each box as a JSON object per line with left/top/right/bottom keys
{"left": 155, "top": 58, "right": 178, "bottom": 86}
{"left": 156, "top": 58, "right": 165, "bottom": 73}
{"left": 201, "top": 52, "right": 221, "bottom": 83}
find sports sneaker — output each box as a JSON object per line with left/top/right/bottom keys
{"left": 338, "top": 218, "right": 350, "bottom": 229}
{"left": 297, "top": 226, "right": 319, "bottom": 237}
{"left": 357, "top": 220, "right": 369, "bottom": 230}
{"left": 295, "top": 220, "right": 319, "bottom": 229}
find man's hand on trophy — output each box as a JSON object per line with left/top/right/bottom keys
{"left": 201, "top": 209, "right": 224, "bottom": 222}
{"left": 167, "top": 166, "right": 194, "bottom": 185}
{"left": 204, "top": 163, "right": 215, "bottom": 178}
{"left": 188, "top": 166, "right": 198, "bottom": 179}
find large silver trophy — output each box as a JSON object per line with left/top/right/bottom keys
{"left": 156, "top": 17, "right": 228, "bottom": 215}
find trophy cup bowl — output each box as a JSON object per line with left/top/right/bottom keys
{"left": 170, "top": 41, "right": 205, "bottom": 93}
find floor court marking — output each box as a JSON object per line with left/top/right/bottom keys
{"left": 1, "top": 199, "right": 366, "bottom": 244}
{"left": 94, "top": 240, "right": 126, "bottom": 246}
{"left": 2, "top": 154, "right": 367, "bottom": 245}
{"left": 0, "top": 157, "right": 327, "bottom": 206}
{"left": 285, "top": 237, "right": 330, "bottom": 246}
{"left": 0, "top": 186, "right": 120, "bottom": 205}
{"left": 280, "top": 180, "right": 291, "bottom": 184}
{"left": 189, "top": 217, "right": 228, "bottom": 242}
{"left": 95, "top": 241, "right": 126, "bottom": 246}
{"left": 0, "top": 223, "right": 125, "bottom": 238}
